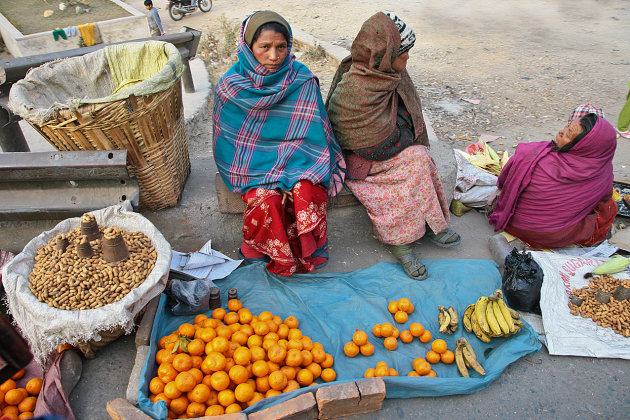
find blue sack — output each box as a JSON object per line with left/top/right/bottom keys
{"left": 138, "top": 260, "right": 541, "bottom": 418}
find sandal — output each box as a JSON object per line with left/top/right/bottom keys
{"left": 426, "top": 227, "right": 461, "bottom": 248}
{"left": 389, "top": 244, "right": 428, "bottom": 281}
{"left": 237, "top": 248, "right": 270, "bottom": 265}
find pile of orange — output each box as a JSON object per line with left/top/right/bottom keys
{"left": 372, "top": 322, "right": 400, "bottom": 351}
{"left": 148, "top": 300, "right": 337, "bottom": 419}
{"left": 426, "top": 339, "right": 454, "bottom": 365}
{"left": 388, "top": 298, "right": 414, "bottom": 324}
{"left": 399, "top": 322, "right": 432, "bottom": 345}
{"left": 408, "top": 357, "right": 436, "bottom": 377}
{"left": 0, "top": 368, "right": 43, "bottom": 420}
{"left": 343, "top": 330, "right": 374, "bottom": 358}
{"left": 364, "top": 361, "right": 398, "bottom": 378}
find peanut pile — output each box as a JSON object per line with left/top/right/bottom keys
{"left": 28, "top": 227, "right": 157, "bottom": 311}
{"left": 568, "top": 275, "right": 630, "bottom": 337}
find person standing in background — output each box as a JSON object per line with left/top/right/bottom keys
{"left": 144, "top": 0, "right": 165, "bottom": 37}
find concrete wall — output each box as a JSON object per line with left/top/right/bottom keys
{"left": 0, "top": 0, "right": 150, "bottom": 57}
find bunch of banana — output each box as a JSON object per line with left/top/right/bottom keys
{"left": 463, "top": 290, "right": 524, "bottom": 342}
{"left": 455, "top": 337, "right": 486, "bottom": 377}
{"left": 437, "top": 305, "right": 459, "bottom": 334}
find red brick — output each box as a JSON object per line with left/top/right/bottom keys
{"left": 248, "top": 392, "right": 317, "bottom": 420}
{"left": 356, "top": 378, "right": 386, "bottom": 414}
{"left": 316, "top": 382, "right": 360, "bottom": 419}
{"left": 106, "top": 398, "right": 152, "bottom": 420}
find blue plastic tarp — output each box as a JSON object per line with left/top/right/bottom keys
{"left": 138, "top": 260, "right": 541, "bottom": 418}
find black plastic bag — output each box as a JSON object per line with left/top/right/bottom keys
{"left": 165, "top": 270, "right": 216, "bottom": 315}
{"left": 501, "top": 248, "right": 544, "bottom": 314}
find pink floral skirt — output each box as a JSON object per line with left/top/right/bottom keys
{"left": 346, "top": 145, "right": 450, "bottom": 245}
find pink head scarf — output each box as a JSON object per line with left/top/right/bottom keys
{"left": 489, "top": 114, "right": 617, "bottom": 232}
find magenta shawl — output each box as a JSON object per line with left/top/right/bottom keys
{"left": 489, "top": 117, "right": 617, "bottom": 232}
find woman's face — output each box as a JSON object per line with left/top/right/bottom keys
{"left": 391, "top": 51, "right": 409, "bottom": 72}
{"left": 251, "top": 29, "right": 288, "bottom": 72}
{"left": 554, "top": 119, "right": 584, "bottom": 149}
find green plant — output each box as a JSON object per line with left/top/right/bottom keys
{"left": 302, "top": 43, "right": 328, "bottom": 62}
{"left": 219, "top": 15, "right": 239, "bottom": 59}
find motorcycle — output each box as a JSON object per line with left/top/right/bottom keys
{"left": 166, "top": 0, "right": 212, "bottom": 21}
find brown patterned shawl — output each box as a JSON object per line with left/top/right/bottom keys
{"left": 325, "top": 12, "right": 428, "bottom": 150}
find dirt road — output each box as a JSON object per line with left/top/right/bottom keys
{"left": 141, "top": 0, "right": 630, "bottom": 177}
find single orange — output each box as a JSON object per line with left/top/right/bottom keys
{"left": 158, "top": 333, "right": 176, "bottom": 350}
{"left": 202, "top": 351, "right": 227, "bottom": 374}
{"left": 247, "top": 334, "right": 263, "bottom": 348}
{"left": 277, "top": 324, "right": 290, "bottom": 339}
{"left": 266, "top": 320, "right": 279, "bottom": 333}
{"left": 391, "top": 328, "right": 400, "bottom": 339}
{"left": 157, "top": 363, "right": 178, "bottom": 383}
{"left": 209, "top": 371, "right": 230, "bottom": 391}
{"left": 320, "top": 368, "right": 336, "bottom": 382}
{"left": 387, "top": 300, "right": 399, "bottom": 314}
{"left": 228, "top": 322, "right": 242, "bottom": 333}
{"left": 3, "top": 406, "right": 19, "bottom": 419}
{"left": 394, "top": 311, "right": 408, "bottom": 324}
{"left": 224, "top": 311, "right": 240, "bottom": 325}
{"left": 300, "top": 350, "right": 313, "bottom": 367}
{"left": 186, "top": 401, "right": 206, "bottom": 418}
{"left": 11, "top": 369, "right": 25, "bottom": 380}
{"left": 212, "top": 308, "right": 226, "bottom": 321}
{"left": 388, "top": 368, "right": 399, "bottom": 377}
{"left": 178, "top": 323, "right": 196, "bottom": 339}
{"left": 374, "top": 364, "right": 389, "bottom": 377}
{"left": 197, "top": 328, "right": 217, "bottom": 344}
{"left": 287, "top": 338, "right": 304, "bottom": 351}
{"left": 174, "top": 371, "right": 196, "bottom": 392}
{"left": 217, "top": 389, "right": 236, "bottom": 407}
{"left": 168, "top": 395, "right": 187, "bottom": 414}
{"left": 287, "top": 329, "right": 303, "bottom": 341}
{"left": 172, "top": 353, "right": 193, "bottom": 372}
{"left": 426, "top": 350, "right": 441, "bottom": 364}
{"left": 280, "top": 366, "right": 297, "bottom": 381}
{"left": 257, "top": 311, "right": 272, "bottom": 322}
{"left": 419, "top": 330, "right": 432, "bottom": 343}
{"left": 264, "top": 332, "right": 280, "bottom": 342}
{"left": 202, "top": 318, "right": 219, "bottom": 329}
{"left": 267, "top": 361, "right": 280, "bottom": 373}
{"left": 266, "top": 389, "right": 282, "bottom": 398}
{"left": 285, "top": 349, "right": 303, "bottom": 367}
{"left": 207, "top": 388, "right": 219, "bottom": 405}
{"left": 251, "top": 360, "right": 269, "bottom": 378}
{"left": 284, "top": 316, "right": 299, "bottom": 329}
{"left": 163, "top": 381, "right": 182, "bottom": 400}
{"left": 225, "top": 402, "right": 242, "bottom": 414}
{"left": 409, "top": 322, "right": 425, "bottom": 337}
{"left": 398, "top": 298, "right": 413, "bottom": 313}
{"left": 24, "top": 379, "right": 42, "bottom": 397}
{"left": 227, "top": 299, "right": 243, "bottom": 312}
{"left": 152, "top": 393, "right": 171, "bottom": 407}
{"left": 194, "top": 313, "right": 208, "bottom": 325}
{"left": 360, "top": 342, "right": 375, "bottom": 356}
{"left": 423, "top": 370, "right": 437, "bottom": 377}
{"left": 268, "top": 344, "right": 287, "bottom": 364}
{"left": 240, "top": 323, "right": 254, "bottom": 336}
{"left": 408, "top": 371, "right": 420, "bottom": 377}
{"left": 191, "top": 355, "right": 203, "bottom": 369}
{"left": 310, "top": 347, "right": 326, "bottom": 364}
{"left": 247, "top": 392, "right": 264, "bottom": 407}
{"left": 188, "top": 367, "right": 203, "bottom": 384}
{"left": 155, "top": 348, "right": 174, "bottom": 365}
{"left": 400, "top": 330, "right": 413, "bottom": 343}
{"left": 380, "top": 323, "right": 394, "bottom": 337}
{"left": 364, "top": 368, "right": 375, "bottom": 378}
{"left": 296, "top": 369, "right": 313, "bottom": 386}
{"left": 233, "top": 347, "right": 252, "bottom": 366}
{"left": 343, "top": 342, "right": 360, "bottom": 357}
{"left": 383, "top": 337, "right": 397, "bottom": 351}
{"left": 301, "top": 336, "right": 313, "bottom": 351}
{"left": 255, "top": 375, "right": 271, "bottom": 393}
{"left": 216, "top": 325, "right": 233, "bottom": 340}
{"left": 19, "top": 413, "right": 35, "bottom": 420}
{"left": 321, "top": 353, "right": 334, "bottom": 368}
{"left": 234, "top": 382, "right": 255, "bottom": 403}
{"left": 268, "top": 370, "right": 288, "bottom": 391}
{"left": 211, "top": 336, "right": 230, "bottom": 354}
{"left": 228, "top": 365, "right": 249, "bottom": 385}
{"left": 205, "top": 404, "right": 225, "bottom": 416}
{"left": 431, "top": 339, "right": 448, "bottom": 354}
{"left": 17, "top": 396, "right": 36, "bottom": 413}
{"left": 283, "top": 379, "right": 300, "bottom": 393}
{"left": 441, "top": 350, "right": 455, "bottom": 364}
{"left": 238, "top": 309, "right": 253, "bottom": 324}
{"left": 253, "top": 321, "right": 270, "bottom": 336}
{"left": 4, "top": 388, "right": 24, "bottom": 406}
{"left": 250, "top": 346, "right": 266, "bottom": 362}
{"left": 149, "top": 377, "right": 165, "bottom": 395}
{"left": 413, "top": 358, "right": 431, "bottom": 375}
{"left": 188, "top": 383, "right": 211, "bottom": 404}
{"left": 305, "top": 362, "right": 322, "bottom": 379}
{"left": 0, "top": 379, "right": 17, "bottom": 393}
{"left": 263, "top": 338, "right": 279, "bottom": 352}
{"left": 352, "top": 330, "right": 369, "bottom": 346}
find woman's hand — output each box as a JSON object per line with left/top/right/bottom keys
{"left": 279, "top": 189, "right": 293, "bottom": 206}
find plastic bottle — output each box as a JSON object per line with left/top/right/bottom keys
{"left": 488, "top": 234, "right": 514, "bottom": 271}
{"left": 209, "top": 287, "right": 221, "bottom": 310}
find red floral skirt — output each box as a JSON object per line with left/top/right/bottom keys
{"left": 241, "top": 180, "right": 328, "bottom": 276}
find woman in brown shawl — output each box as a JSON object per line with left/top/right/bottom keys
{"left": 326, "top": 12, "right": 460, "bottom": 280}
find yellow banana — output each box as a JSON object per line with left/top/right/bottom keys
{"left": 438, "top": 306, "right": 452, "bottom": 334}
{"left": 514, "top": 319, "right": 524, "bottom": 328}
{"left": 492, "top": 300, "right": 510, "bottom": 335}
{"left": 447, "top": 306, "right": 459, "bottom": 332}
{"left": 508, "top": 307, "right": 520, "bottom": 320}
{"left": 455, "top": 340, "right": 469, "bottom": 377}
{"left": 459, "top": 338, "right": 486, "bottom": 376}
{"left": 485, "top": 300, "right": 502, "bottom": 337}
{"left": 475, "top": 296, "right": 492, "bottom": 336}
{"left": 462, "top": 304, "right": 475, "bottom": 333}
{"left": 471, "top": 311, "right": 491, "bottom": 343}
{"left": 496, "top": 297, "right": 516, "bottom": 333}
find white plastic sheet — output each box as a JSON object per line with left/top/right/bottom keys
{"left": 2, "top": 203, "right": 171, "bottom": 364}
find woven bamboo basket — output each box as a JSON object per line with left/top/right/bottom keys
{"left": 28, "top": 81, "right": 190, "bottom": 210}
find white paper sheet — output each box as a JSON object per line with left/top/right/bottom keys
{"left": 171, "top": 239, "right": 243, "bottom": 280}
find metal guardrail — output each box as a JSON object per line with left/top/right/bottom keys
{"left": 0, "top": 27, "right": 202, "bottom": 153}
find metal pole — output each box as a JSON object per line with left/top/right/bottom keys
{"left": 181, "top": 57, "right": 195, "bottom": 93}
{"left": 0, "top": 107, "right": 29, "bottom": 152}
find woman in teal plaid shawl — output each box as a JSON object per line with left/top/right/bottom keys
{"left": 213, "top": 11, "right": 345, "bottom": 276}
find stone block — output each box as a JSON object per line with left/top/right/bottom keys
{"left": 126, "top": 345, "right": 150, "bottom": 406}
{"left": 135, "top": 296, "right": 160, "bottom": 348}
{"left": 106, "top": 398, "right": 152, "bottom": 420}
{"left": 356, "top": 378, "right": 386, "bottom": 413}
{"left": 248, "top": 392, "right": 318, "bottom": 420}
{"left": 316, "top": 382, "right": 360, "bottom": 419}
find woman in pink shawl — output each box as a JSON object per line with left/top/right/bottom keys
{"left": 489, "top": 105, "right": 618, "bottom": 248}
